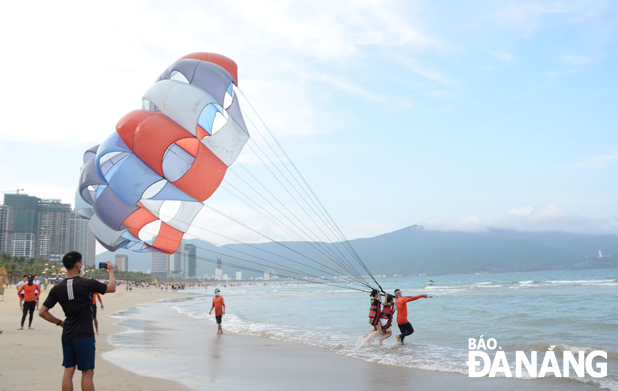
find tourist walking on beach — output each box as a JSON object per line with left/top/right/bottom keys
{"left": 17, "top": 275, "right": 40, "bottom": 330}
{"left": 39, "top": 251, "right": 116, "bottom": 391}
{"left": 209, "top": 288, "right": 225, "bottom": 334}
{"left": 394, "top": 289, "right": 429, "bottom": 345}
{"left": 92, "top": 292, "right": 104, "bottom": 335}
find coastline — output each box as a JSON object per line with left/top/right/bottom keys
{"left": 104, "top": 294, "right": 603, "bottom": 391}
{"left": 0, "top": 285, "right": 191, "bottom": 391}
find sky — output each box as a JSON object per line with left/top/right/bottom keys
{"left": 1, "top": 0, "right": 617, "bottom": 253}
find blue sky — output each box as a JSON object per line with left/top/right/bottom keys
{"left": 1, "top": 0, "right": 616, "bottom": 247}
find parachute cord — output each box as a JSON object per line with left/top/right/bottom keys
{"left": 219, "top": 185, "right": 371, "bottom": 286}
{"left": 202, "top": 203, "right": 375, "bottom": 290}
{"left": 236, "top": 87, "right": 379, "bottom": 284}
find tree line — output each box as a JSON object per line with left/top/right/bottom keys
{"left": 0, "top": 253, "right": 154, "bottom": 285}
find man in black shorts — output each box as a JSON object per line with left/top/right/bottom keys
{"left": 39, "top": 252, "right": 116, "bottom": 391}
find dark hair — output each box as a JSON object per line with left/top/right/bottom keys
{"left": 63, "top": 251, "right": 83, "bottom": 270}
{"left": 23, "top": 275, "right": 27, "bottom": 278}
{"left": 370, "top": 289, "right": 378, "bottom": 297}
{"left": 394, "top": 289, "right": 401, "bottom": 293}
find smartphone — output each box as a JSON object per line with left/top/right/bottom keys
{"left": 98, "top": 262, "right": 108, "bottom": 269}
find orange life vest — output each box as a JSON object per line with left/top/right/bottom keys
{"left": 369, "top": 298, "right": 381, "bottom": 319}
{"left": 380, "top": 300, "right": 395, "bottom": 329}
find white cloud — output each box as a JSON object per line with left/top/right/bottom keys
{"left": 426, "top": 91, "right": 458, "bottom": 100}
{"left": 580, "top": 153, "right": 618, "bottom": 168}
{"left": 553, "top": 153, "right": 618, "bottom": 169}
{"left": 493, "top": 1, "right": 592, "bottom": 36}
{"left": 491, "top": 51, "right": 515, "bottom": 61}
{"left": 509, "top": 206, "right": 534, "bottom": 215}
{"left": 396, "top": 57, "right": 456, "bottom": 84}
{"left": 564, "top": 54, "right": 596, "bottom": 64}
{"left": 495, "top": 203, "right": 618, "bottom": 234}
{"left": 422, "top": 213, "right": 485, "bottom": 232}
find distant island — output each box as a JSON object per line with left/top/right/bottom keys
{"left": 97, "top": 225, "right": 618, "bottom": 277}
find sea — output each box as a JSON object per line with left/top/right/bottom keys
{"left": 104, "top": 268, "right": 618, "bottom": 390}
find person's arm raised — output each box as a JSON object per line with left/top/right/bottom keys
{"left": 105, "top": 261, "right": 116, "bottom": 293}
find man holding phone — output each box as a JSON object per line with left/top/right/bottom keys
{"left": 39, "top": 252, "right": 116, "bottom": 391}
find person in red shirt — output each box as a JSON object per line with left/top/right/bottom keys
{"left": 209, "top": 288, "right": 226, "bottom": 334}
{"left": 394, "top": 289, "right": 430, "bottom": 345}
{"left": 92, "top": 292, "right": 104, "bottom": 335}
{"left": 17, "top": 275, "right": 41, "bottom": 330}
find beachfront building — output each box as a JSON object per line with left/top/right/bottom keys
{"left": 173, "top": 251, "right": 183, "bottom": 277}
{"left": 236, "top": 271, "right": 242, "bottom": 281}
{"left": 115, "top": 254, "right": 128, "bottom": 271}
{"left": 151, "top": 252, "right": 168, "bottom": 279}
{"left": 264, "top": 271, "right": 270, "bottom": 281}
{"left": 69, "top": 211, "right": 96, "bottom": 267}
{"left": 4, "top": 193, "right": 39, "bottom": 258}
{"left": 38, "top": 199, "right": 73, "bottom": 262}
{"left": 0, "top": 205, "right": 14, "bottom": 254}
{"left": 184, "top": 243, "right": 196, "bottom": 278}
{"left": 599, "top": 250, "right": 603, "bottom": 258}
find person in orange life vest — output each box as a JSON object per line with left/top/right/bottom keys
{"left": 363, "top": 289, "right": 382, "bottom": 341}
{"left": 91, "top": 292, "right": 104, "bottom": 335}
{"left": 18, "top": 275, "right": 41, "bottom": 330}
{"left": 378, "top": 293, "right": 396, "bottom": 345}
{"left": 209, "top": 288, "right": 226, "bottom": 334}
{"left": 394, "top": 289, "right": 430, "bottom": 345}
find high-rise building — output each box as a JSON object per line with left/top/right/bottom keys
{"left": 173, "top": 251, "right": 183, "bottom": 277}
{"left": 4, "top": 194, "right": 39, "bottom": 258}
{"left": 215, "top": 268, "right": 222, "bottom": 280}
{"left": 115, "top": 254, "right": 128, "bottom": 271}
{"left": 599, "top": 250, "right": 603, "bottom": 258}
{"left": 217, "top": 257, "right": 222, "bottom": 270}
{"left": 264, "top": 271, "right": 270, "bottom": 281}
{"left": 184, "top": 243, "right": 196, "bottom": 278}
{"left": 0, "top": 205, "right": 14, "bottom": 254}
{"left": 236, "top": 271, "right": 242, "bottom": 281}
{"left": 38, "top": 199, "right": 72, "bottom": 262}
{"left": 151, "top": 252, "right": 168, "bottom": 279}
{"left": 69, "top": 212, "right": 96, "bottom": 267}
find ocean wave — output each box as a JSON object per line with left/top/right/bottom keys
{"left": 547, "top": 279, "right": 615, "bottom": 284}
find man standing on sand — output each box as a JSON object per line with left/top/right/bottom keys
{"left": 393, "top": 289, "right": 430, "bottom": 345}
{"left": 17, "top": 275, "right": 40, "bottom": 330}
{"left": 209, "top": 288, "right": 225, "bottom": 334}
{"left": 39, "top": 251, "right": 116, "bottom": 391}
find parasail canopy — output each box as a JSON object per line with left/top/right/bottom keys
{"left": 76, "top": 53, "right": 249, "bottom": 254}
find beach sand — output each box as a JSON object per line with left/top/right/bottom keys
{"left": 0, "top": 285, "right": 602, "bottom": 391}
{"left": 0, "top": 284, "right": 191, "bottom": 391}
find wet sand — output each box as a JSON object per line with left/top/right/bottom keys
{"left": 104, "top": 297, "right": 602, "bottom": 391}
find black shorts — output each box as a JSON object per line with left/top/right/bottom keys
{"left": 215, "top": 315, "right": 222, "bottom": 324}
{"left": 62, "top": 336, "right": 96, "bottom": 371}
{"left": 91, "top": 304, "right": 97, "bottom": 319}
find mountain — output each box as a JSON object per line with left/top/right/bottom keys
{"left": 96, "top": 226, "right": 618, "bottom": 277}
